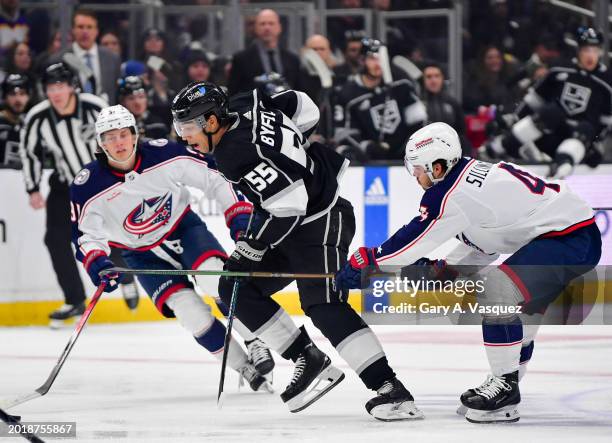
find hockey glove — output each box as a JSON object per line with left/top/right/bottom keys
{"left": 224, "top": 237, "right": 268, "bottom": 277}
{"left": 412, "top": 257, "right": 458, "bottom": 282}
{"left": 224, "top": 202, "right": 253, "bottom": 241}
{"left": 335, "top": 247, "right": 379, "bottom": 290}
{"left": 84, "top": 250, "right": 120, "bottom": 292}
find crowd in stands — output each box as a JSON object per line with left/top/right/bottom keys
{"left": 0, "top": 0, "right": 609, "bottom": 168}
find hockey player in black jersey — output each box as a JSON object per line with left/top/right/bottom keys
{"left": 0, "top": 73, "right": 30, "bottom": 168}
{"left": 333, "top": 38, "right": 427, "bottom": 161}
{"left": 485, "top": 27, "right": 612, "bottom": 178}
{"left": 117, "top": 76, "right": 170, "bottom": 141}
{"left": 171, "top": 82, "right": 423, "bottom": 421}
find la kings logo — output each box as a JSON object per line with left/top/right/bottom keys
{"left": 560, "top": 82, "right": 591, "bottom": 115}
{"left": 370, "top": 99, "right": 401, "bottom": 134}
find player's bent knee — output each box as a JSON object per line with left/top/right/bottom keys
{"left": 480, "top": 267, "right": 525, "bottom": 319}
{"left": 165, "top": 288, "right": 215, "bottom": 336}
{"left": 194, "top": 256, "right": 224, "bottom": 298}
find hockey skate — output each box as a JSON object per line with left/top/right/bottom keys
{"left": 49, "top": 302, "right": 85, "bottom": 329}
{"left": 238, "top": 363, "right": 273, "bottom": 393}
{"left": 246, "top": 338, "right": 275, "bottom": 377}
{"left": 280, "top": 343, "right": 344, "bottom": 413}
{"left": 121, "top": 281, "right": 139, "bottom": 310}
{"left": 365, "top": 377, "right": 424, "bottom": 421}
{"left": 461, "top": 371, "right": 520, "bottom": 423}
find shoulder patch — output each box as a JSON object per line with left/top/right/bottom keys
{"left": 148, "top": 138, "right": 169, "bottom": 147}
{"left": 74, "top": 168, "right": 90, "bottom": 185}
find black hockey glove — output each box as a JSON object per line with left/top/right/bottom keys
{"left": 224, "top": 237, "right": 269, "bottom": 278}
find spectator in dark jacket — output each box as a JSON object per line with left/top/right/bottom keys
{"left": 227, "top": 9, "right": 301, "bottom": 95}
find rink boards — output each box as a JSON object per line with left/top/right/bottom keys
{"left": 1, "top": 164, "right": 611, "bottom": 326}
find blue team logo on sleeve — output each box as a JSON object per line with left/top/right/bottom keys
{"left": 123, "top": 192, "right": 173, "bottom": 236}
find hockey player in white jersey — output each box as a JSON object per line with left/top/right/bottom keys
{"left": 335, "top": 122, "right": 602, "bottom": 423}
{"left": 70, "top": 105, "right": 274, "bottom": 391}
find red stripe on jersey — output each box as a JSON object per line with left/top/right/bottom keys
{"left": 499, "top": 263, "right": 532, "bottom": 304}
{"left": 155, "top": 283, "right": 189, "bottom": 313}
{"left": 191, "top": 250, "right": 228, "bottom": 270}
{"left": 484, "top": 340, "right": 523, "bottom": 347}
{"left": 540, "top": 217, "right": 595, "bottom": 238}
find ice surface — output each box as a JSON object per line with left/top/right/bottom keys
{"left": 1, "top": 320, "right": 611, "bottom": 442}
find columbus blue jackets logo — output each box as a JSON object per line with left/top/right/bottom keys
{"left": 123, "top": 192, "right": 173, "bottom": 235}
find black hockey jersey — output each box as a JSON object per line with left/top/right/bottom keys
{"left": 213, "top": 89, "right": 349, "bottom": 247}
{"left": 137, "top": 111, "right": 170, "bottom": 142}
{"left": 0, "top": 112, "right": 22, "bottom": 168}
{"left": 521, "top": 60, "right": 612, "bottom": 131}
{"left": 333, "top": 76, "right": 427, "bottom": 159}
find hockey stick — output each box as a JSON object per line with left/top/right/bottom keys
{"left": 0, "top": 282, "right": 107, "bottom": 411}
{"left": 377, "top": 45, "right": 393, "bottom": 145}
{"left": 0, "top": 408, "right": 45, "bottom": 442}
{"left": 216, "top": 276, "right": 240, "bottom": 408}
{"left": 109, "top": 267, "right": 334, "bottom": 279}
{"left": 594, "top": 207, "right": 611, "bottom": 211}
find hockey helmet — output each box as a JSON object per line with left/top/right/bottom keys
{"left": 1, "top": 73, "right": 32, "bottom": 97}
{"left": 42, "top": 62, "right": 78, "bottom": 88}
{"left": 171, "top": 81, "right": 230, "bottom": 140}
{"left": 95, "top": 105, "right": 139, "bottom": 164}
{"left": 360, "top": 37, "right": 383, "bottom": 56}
{"left": 117, "top": 75, "right": 147, "bottom": 98}
{"left": 404, "top": 122, "right": 462, "bottom": 184}
{"left": 576, "top": 27, "right": 603, "bottom": 48}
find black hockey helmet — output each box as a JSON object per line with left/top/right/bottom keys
{"left": 576, "top": 27, "right": 603, "bottom": 48}
{"left": 117, "top": 75, "right": 147, "bottom": 98}
{"left": 171, "top": 81, "right": 230, "bottom": 150}
{"left": 1, "top": 73, "right": 32, "bottom": 97}
{"left": 361, "top": 37, "right": 383, "bottom": 56}
{"left": 42, "top": 62, "right": 77, "bottom": 87}
{"left": 171, "top": 81, "right": 229, "bottom": 125}
{"left": 254, "top": 72, "right": 289, "bottom": 96}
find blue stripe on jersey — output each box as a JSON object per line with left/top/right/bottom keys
{"left": 375, "top": 157, "right": 472, "bottom": 261}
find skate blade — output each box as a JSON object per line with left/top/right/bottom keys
{"left": 286, "top": 365, "right": 345, "bottom": 413}
{"left": 370, "top": 401, "right": 425, "bottom": 421}
{"left": 465, "top": 404, "right": 520, "bottom": 423}
{"left": 456, "top": 404, "right": 468, "bottom": 416}
{"left": 259, "top": 381, "right": 274, "bottom": 394}
{"left": 49, "top": 316, "right": 80, "bottom": 329}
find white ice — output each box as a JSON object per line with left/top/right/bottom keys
{"left": 1, "top": 320, "right": 611, "bottom": 443}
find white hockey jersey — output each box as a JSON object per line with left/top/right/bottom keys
{"left": 374, "top": 157, "right": 594, "bottom": 269}
{"left": 70, "top": 139, "right": 251, "bottom": 262}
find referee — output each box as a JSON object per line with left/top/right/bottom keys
{"left": 19, "top": 62, "right": 107, "bottom": 326}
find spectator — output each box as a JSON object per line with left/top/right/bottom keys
{"left": 227, "top": 9, "right": 301, "bottom": 95}
{"left": 33, "top": 29, "right": 64, "bottom": 80}
{"left": 333, "top": 30, "right": 365, "bottom": 86}
{"left": 420, "top": 61, "right": 471, "bottom": 156}
{"left": 55, "top": 8, "right": 121, "bottom": 104}
{"left": 334, "top": 38, "right": 427, "bottom": 161}
{"left": 463, "top": 44, "right": 520, "bottom": 113}
{"left": 100, "top": 30, "right": 122, "bottom": 60}
{"left": 139, "top": 28, "right": 183, "bottom": 92}
{"left": 117, "top": 75, "right": 169, "bottom": 141}
{"left": 301, "top": 34, "right": 336, "bottom": 104}
{"left": 1, "top": 41, "right": 31, "bottom": 82}
{"left": 326, "top": 0, "right": 365, "bottom": 52}
{"left": 0, "top": 0, "right": 28, "bottom": 62}
{"left": 184, "top": 49, "right": 211, "bottom": 83}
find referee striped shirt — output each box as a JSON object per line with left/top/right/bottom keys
{"left": 19, "top": 93, "right": 108, "bottom": 193}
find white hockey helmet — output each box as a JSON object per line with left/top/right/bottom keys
{"left": 404, "top": 122, "right": 462, "bottom": 184}
{"left": 95, "top": 105, "right": 139, "bottom": 164}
